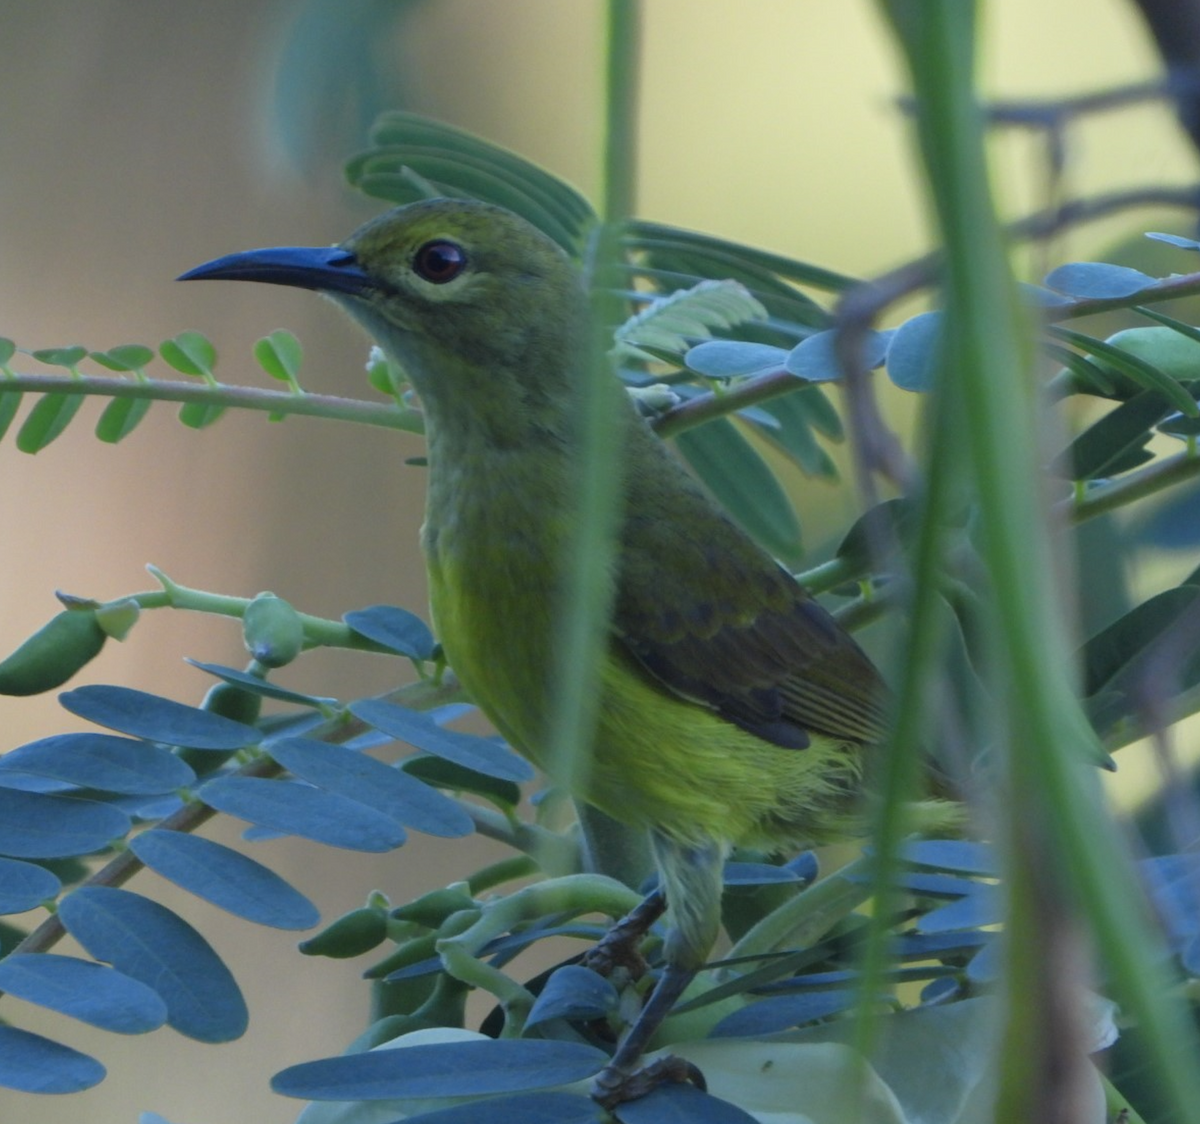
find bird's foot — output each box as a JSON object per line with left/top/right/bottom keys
{"left": 581, "top": 889, "right": 666, "bottom": 980}
{"left": 591, "top": 1053, "right": 707, "bottom": 1110}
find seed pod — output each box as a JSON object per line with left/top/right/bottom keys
{"left": 242, "top": 592, "right": 304, "bottom": 669}
{"left": 299, "top": 906, "right": 387, "bottom": 959}
{"left": 0, "top": 609, "right": 106, "bottom": 696}
{"left": 199, "top": 680, "right": 263, "bottom": 727}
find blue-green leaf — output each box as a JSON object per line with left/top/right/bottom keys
{"left": 0, "top": 856, "right": 61, "bottom": 914}
{"left": 673, "top": 417, "right": 802, "bottom": 562}
{"left": 59, "top": 685, "right": 259, "bottom": 750}
{"left": 711, "top": 990, "right": 857, "bottom": 1037}
{"left": 266, "top": 736, "right": 473, "bottom": 838}
{"left": 900, "top": 839, "right": 996, "bottom": 875}
{"left": 785, "top": 328, "right": 890, "bottom": 382}
{"left": 129, "top": 830, "right": 319, "bottom": 929}
{"left": 915, "top": 885, "right": 1002, "bottom": 933}
{"left": 0, "top": 732, "right": 195, "bottom": 794}
{"left": 526, "top": 966, "right": 618, "bottom": 1030}
{"left": 186, "top": 660, "right": 332, "bottom": 708}
{"left": 271, "top": 1039, "right": 608, "bottom": 1100}
{"left": 343, "top": 605, "right": 436, "bottom": 660}
{"left": 722, "top": 862, "right": 803, "bottom": 886}
{"left": 1044, "top": 261, "right": 1157, "bottom": 299}
{"left": 350, "top": 699, "right": 534, "bottom": 782}
{"left": 0, "top": 1026, "right": 105, "bottom": 1093}
{"left": 1147, "top": 232, "right": 1200, "bottom": 251}
{"left": 58, "top": 886, "right": 248, "bottom": 1042}
{"left": 0, "top": 788, "right": 129, "bottom": 858}
{"left": 885, "top": 311, "right": 942, "bottom": 392}
{"left": 400, "top": 1092, "right": 604, "bottom": 1124}
{"left": 685, "top": 340, "right": 789, "bottom": 379}
{"left": 0, "top": 953, "right": 167, "bottom": 1033}
{"left": 198, "top": 776, "right": 407, "bottom": 852}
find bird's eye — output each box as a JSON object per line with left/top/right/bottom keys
{"left": 413, "top": 240, "right": 467, "bottom": 284}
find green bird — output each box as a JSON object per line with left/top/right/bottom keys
{"left": 181, "top": 199, "right": 951, "bottom": 1104}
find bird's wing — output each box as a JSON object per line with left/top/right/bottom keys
{"left": 614, "top": 470, "right": 888, "bottom": 749}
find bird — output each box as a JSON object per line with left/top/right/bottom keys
{"left": 180, "top": 198, "right": 953, "bottom": 1106}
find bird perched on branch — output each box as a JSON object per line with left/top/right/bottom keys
{"left": 181, "top": 198, "right": 953, "bottom": 1106}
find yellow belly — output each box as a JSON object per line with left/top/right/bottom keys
{"left": 428, "top": 547, "right": 862, "bottom": 850}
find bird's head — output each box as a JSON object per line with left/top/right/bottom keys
{"left": 180, "top": 199, "right": 588, "bottom": 436}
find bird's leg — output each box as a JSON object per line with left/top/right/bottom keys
{"left": 591, "top": 834, "right": 725, "bottom": 1109}
{"left": 581, "top": 888, "right": 666, "bottom": 979}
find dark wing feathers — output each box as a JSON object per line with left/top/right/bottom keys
{"left": 614, "top": 463, "right": 888, "bottom": 749}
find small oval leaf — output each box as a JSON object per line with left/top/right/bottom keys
{"left": 0, "top": 1026, "right": 105, "bottom": 1094}
{"left": 198, "top": 776, "right": 407, "bottom": 852}
{"left": 349, "top": 699, "right": 533, "bottom": 782}
{"left": 0, "top": 788, "right": 130, "bottom": 858}
{"left": 0, "top": 953, "right": 168, "bottom": 1033}
{"left": 344, "top": 605, "right": 436, "bottom": 660}
{"left": 58, "top": 885, "right": 248, "bottom": 1042}
{"left": 271, "top": 1039, "right": 607, "bottom": 1100}
{"left": 0, "top": 855, "right": 61, "bottom": 914}
{"left": 0, "top": 732, "right": 195, "bottom": 794}
{"left": 59, "top": 685, "right": 259, "bottom": 750}
{"left": 267, "top": 736, "right": 473, "bottom": 838}
{"left": 129, "top": 829, "right": 319, "bottom": 929}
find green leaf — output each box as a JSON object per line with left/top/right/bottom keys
{"left": 1046, "top": 325, "right": 1200, "bottom": 417}
{"left": 159, "top": 331, "right": 217, "bottom": 378}
{"left": 177, "top": 401, "right": 225, "bottom": 429}
{"left": 1053, "top": 389, "right": 1173, "bottom": 481}
{"left": 613, "top": 280, "right": 767, "bottom": 363}
{"left": 751, "top": 388, "right": 839, "bottom": 479}
{"left": 95, "top": 397, "right": 151, "bottom": 444}
{"left": 90, "top": 344, "right": 154, "bottom": 372}
{"left": 0, "top": 337, "right": 16, "bottom": 366}
{"left": 1081, "top": 586, "right": 1200, "bottom": 698}
{"left": 0, "top": 390, "right": 21, "bottom": 442}
{"left": 253, "top": 329, "right": 303, "bottom": 385}
{"left": 31, "top": 346, "right": 87, "bottom": 370}
{"left": 58, "top": 886, "right": 248, "bottom": 1042}
{"left": 673, "top": 417, "right": 803, "bottom": 562}
{"left": 348, "top": 112, "right": 595, "bottom": 255}
{"left": 16, "top": 393, "right": 84, "bottom": 453}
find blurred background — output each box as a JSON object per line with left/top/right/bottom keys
{"left": 0, "top": 1, "right": 1193, "bottom": 1121}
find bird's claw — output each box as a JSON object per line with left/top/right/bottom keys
{"left": 591, "top": 1054, "right": 707, "bottom": 1110}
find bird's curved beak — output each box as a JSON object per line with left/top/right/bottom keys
{"left": 178, "top": 245, "right": 372, "bottom": 297}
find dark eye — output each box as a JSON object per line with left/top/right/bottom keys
{"left": 413, "top": 240, "right": 467, "bottom": 284}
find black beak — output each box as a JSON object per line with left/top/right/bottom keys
{"left": 178, "top": 245, "right": 372, "bottom": 297}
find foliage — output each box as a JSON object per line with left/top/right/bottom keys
{"left": 4, "top": 6, "right": 1200, "bottom": 1124}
